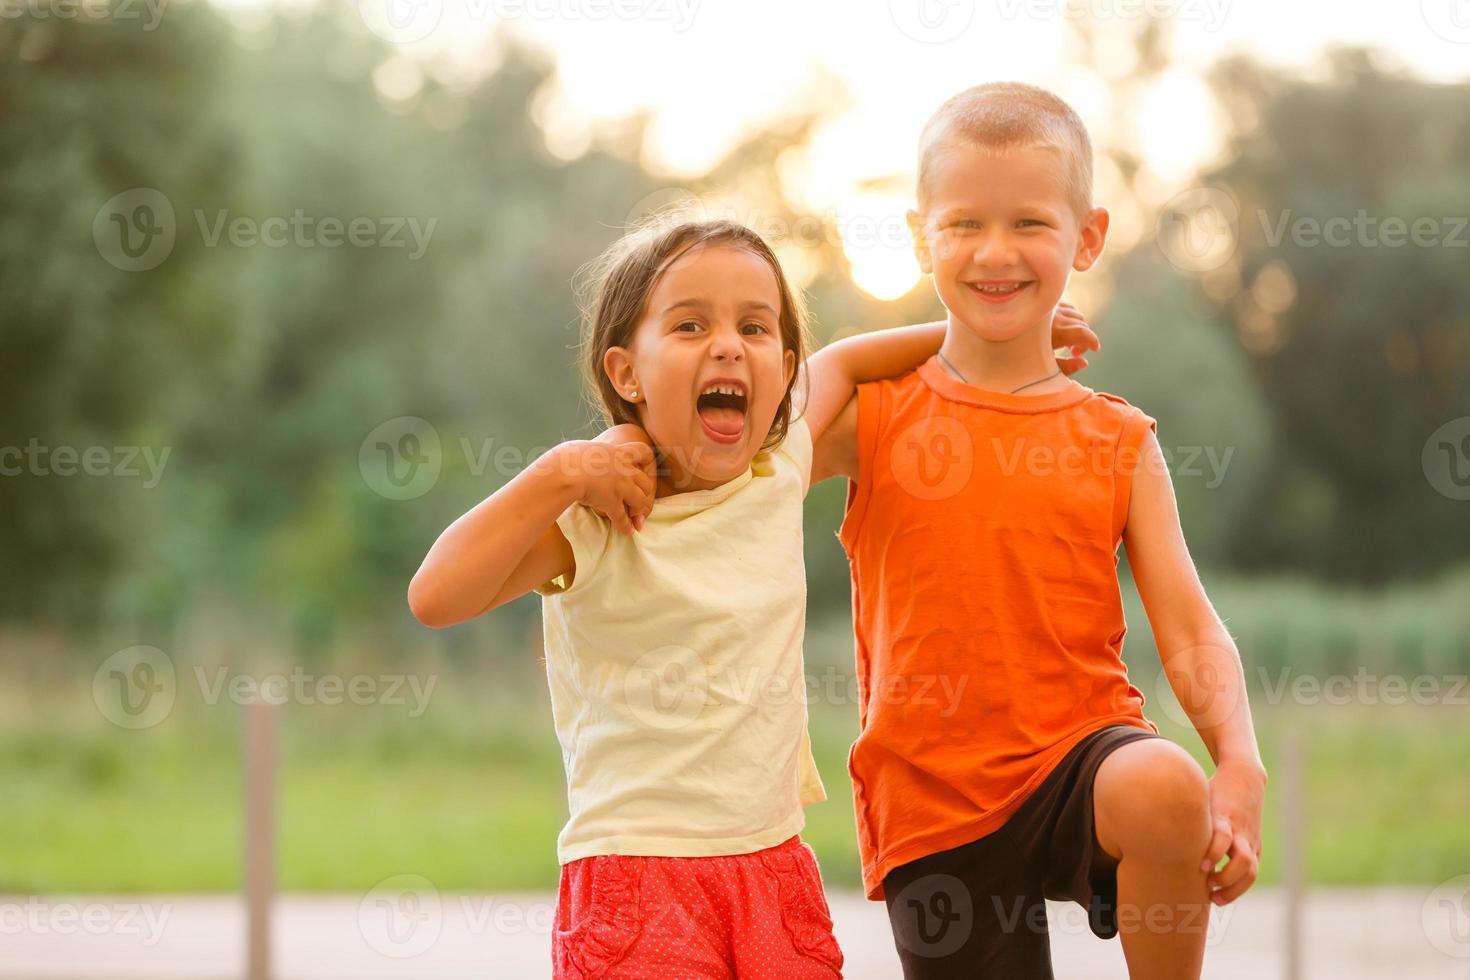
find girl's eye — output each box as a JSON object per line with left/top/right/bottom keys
{"left": 741, "top": 322, "right": 769, "bottom": 336}
{"left": 674, "top": 320, "right": 702, "bottom": 332}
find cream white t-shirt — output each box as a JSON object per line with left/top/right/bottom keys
{"left": 536, "top": 416, "right": 826, "bottom": 864}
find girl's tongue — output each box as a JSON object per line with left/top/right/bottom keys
{"left": 698, "top": 404, "right": 745, "bottom": 443}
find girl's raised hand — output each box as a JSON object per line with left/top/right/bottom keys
{"left": 578, "top": 424, "right": 657, "bottom": 535}
{"left": 1051, "top": 301, "right": 1100, "bottom": 376}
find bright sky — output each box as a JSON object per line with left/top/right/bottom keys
{"left": 303, "top": 0, "right": 1470, "bottom": 297}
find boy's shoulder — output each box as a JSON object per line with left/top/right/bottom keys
{"left": 862, "top": 364, "right": 1154, "bottom": 431}
{"left": 1088, "top": 387, "right": 1152, "bottom": 419}
{"left": 1085, "top": 388, "right": 1157, "bottom": 433}
{"left": 857, "top": 361, "right": 928, "bottom": 393}
{"left": 1076, "top": 390, "right": 1159, "bottom": 465}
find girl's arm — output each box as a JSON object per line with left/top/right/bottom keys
{"left": 407, "top": 428, "right": 655, "bottom": 628}
{"left": 798, "top": 320, "right": 943, "bottom": 444}
{"left": 804, "top": 304, "right": 1099, "bottom": 482}
{"left": 1123, "top": 428, "right": 1268, "bottom": 906}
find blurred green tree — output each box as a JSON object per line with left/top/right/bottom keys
{"left": 1199, "top": 50, "right": 1470, "bottom": 581}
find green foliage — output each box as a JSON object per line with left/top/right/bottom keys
{"left": 3, "top": 12, "right": 1466, "bottom": 645}
{"left": 2, "top": 590, "right": 1467, "bottom": 891}
{"left": 1201, "top": 50, "right": 1470, "bottom": 580}
{"left": 1, "top": 6, "right": 658, "bottom": 640}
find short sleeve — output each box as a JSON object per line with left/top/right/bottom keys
{"left": 534, "top": 502, "right": 612, "bottom": 597}
{"left": 1112, "top": 407, "right": 1158, "bottom": 541}
{"left": 774, "top": 414, "right": 814, "bottom": 494}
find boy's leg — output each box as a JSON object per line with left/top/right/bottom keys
{"left": 882, "top": 818, "right": 1054, "bottom": 978}
{"left": 1090, "top": 737, "right": 1214, "bottom": 980}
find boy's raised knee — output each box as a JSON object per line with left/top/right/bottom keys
{"left": 1095, "top": 738, "right": 1211, "bottom": 863}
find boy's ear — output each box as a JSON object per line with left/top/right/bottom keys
{"left": 603, "top": 346, "right": 640, "bottom": 402}
{"left": 1073, "top": 206, "right": 1110, "bottom": 272}
{"left": 907, "top": 209, "right": 934, "bottom": 275}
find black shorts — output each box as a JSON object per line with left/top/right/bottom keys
{"left": 881, "top": 724, "right": 1164, "bottom": 979}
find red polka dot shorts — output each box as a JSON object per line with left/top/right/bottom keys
{"left": 553, "top": 834, "right": 845, "bottom": 979}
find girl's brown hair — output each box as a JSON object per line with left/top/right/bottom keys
{"left": 574, "top": 214, "right": 812, "bottom": 451}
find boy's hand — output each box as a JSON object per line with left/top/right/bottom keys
{"left": 1051, "top": 301, "right": 1100, "bottom": 375}
{"left": 578, "top": 424, "right": 656, "bottom": 535}
{"left": 1201, "top": 760, "right": 1267, "bottom": 905}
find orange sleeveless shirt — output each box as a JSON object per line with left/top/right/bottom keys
{"left": 838, "top": 356, "right": 1160, "bottom": 900}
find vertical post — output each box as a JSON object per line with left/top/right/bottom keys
{"left": 1280, "top": 722, "right": 1304, "bottom": 980}
{"left": 245, "top": 699, "right": 277, "bottom": 980}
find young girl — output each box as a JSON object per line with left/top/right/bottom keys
{"left": 407, "top": 216, "right": 1096, "bottom": 978}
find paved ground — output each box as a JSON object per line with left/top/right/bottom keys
{"left": 2, "top": 887, "right": 1467, "bottom": 978}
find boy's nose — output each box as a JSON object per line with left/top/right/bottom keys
{"left": 971, "top": 231, "right": 1020, "bottom": 267}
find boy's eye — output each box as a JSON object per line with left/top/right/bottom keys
{"left": 1016, "top": 219, "right": 1046, "bottom": 229}
{"left": 950, "top": 219, "right": 980, "bottom": 230}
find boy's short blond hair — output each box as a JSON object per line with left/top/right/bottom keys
{"left": 917, "top": 82, "right": 1094, "bottom": 219}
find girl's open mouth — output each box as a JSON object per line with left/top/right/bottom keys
{"left": 696, "top": 382, "right": 747, "bottom": 445}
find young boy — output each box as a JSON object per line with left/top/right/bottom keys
{"left": 808, "top": 83, "right": 1268, "bottom": 979}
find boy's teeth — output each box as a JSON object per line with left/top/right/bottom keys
{"left": 974, "top": 282, "right": 1024, "bottom": 294}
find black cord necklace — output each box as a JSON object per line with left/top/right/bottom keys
{"left": 937, "top": 349, "right": 1063, "bottom": 393}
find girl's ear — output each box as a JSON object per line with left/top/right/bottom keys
{"left": 783, "top": 348, "right": 796, "bottom": 388}
{"left": 603, "top": 346, "right": 640, "bottom": 403}
{"left": 907, "top": 209, "right": 934, "bottom": 275}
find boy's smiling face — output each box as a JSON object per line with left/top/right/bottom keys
{"left": 910, "top": 142, "right": 1107, "bottom": 344}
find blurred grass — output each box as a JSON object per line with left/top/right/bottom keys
{"left": 2, "top": 584, "right": 1468, "bottom": 893}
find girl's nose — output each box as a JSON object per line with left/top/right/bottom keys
{"left": 709, "top": 325, "right": 743, "bottom": 360}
